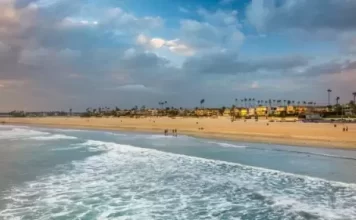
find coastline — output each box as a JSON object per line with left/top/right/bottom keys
{"left": 2, "top": 117, "right": 356, "bottom": 149}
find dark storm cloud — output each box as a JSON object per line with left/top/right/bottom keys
{"left": 302, "top": 60, "right": 356, "bottom": 77}
{"left": 183, "top": 52, "right": 309, "bottom": 75}
{"left": 247, "top": 0, "right": 356, "bottom": 32}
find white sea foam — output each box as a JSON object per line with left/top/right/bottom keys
{"left": 207, "top": 141, "right": 247, "bottom": 149}
{"left": 51, "top": 146, "right": 85, "bottom": 151}
{"left": 28, "top": 134, "right": 78, "bottom": 141}
{"left": 0, "top": 128, "right": 50, "bottom": 140}
{"left": 1, "top": 140, "right": 356, "bottom": 219}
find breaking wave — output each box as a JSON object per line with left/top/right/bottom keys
{"left": 1, "top": 139, "right": 355, "bottom": 219}
{"left": 0, "top": 128, "right": 50, "bottom": 140}
{"left": 28, "top": 134, "right": 78, "bottom": 141}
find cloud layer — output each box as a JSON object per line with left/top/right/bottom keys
{"left": 0, "top": 0, "right": 355, "bottom": 111}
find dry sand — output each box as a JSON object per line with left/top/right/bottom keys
{"left": 2, "top": 117, "right": 356, "bottom": 149}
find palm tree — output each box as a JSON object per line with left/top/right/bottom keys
{"left": 336, "top": 97, "right": 340, "bottom": 105}
{"left": 241, "top": 99, "right": 244, "bottom": 108}
{"left": 287, "top": 100, "right": 291, "bottom": 106}
{"left": 235, "top": 98, "right": 238, "bottom": 107}
{"left": 200, "top": 99, "right": 205, "bottom": 109}
{"left": 252, "top": 98, "right": 255, "bottom": 107}
{"left": 248, "top": 98, "right": 252, "bottom": 108}
{"left": 283, "top": 100, "right": 286, "bottom": 106}
{"left": 297, "top": 101, "right": 300, "bottom": 106}
{"left": 244, "top": 98, "right": 247, "bottom": 108}
{"left": 353, "top": 92, "right": 356, "bottom": 103}
{"left": 327, "top": 89, "right": 332, "bottom": 106}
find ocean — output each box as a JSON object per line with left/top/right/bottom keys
{"left": 0, "top": 125, "right": 356, "bottom": 220}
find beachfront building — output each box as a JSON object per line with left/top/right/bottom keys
{"left": 147, "top": 108, "right": 158, "bottom": 116}
{"left": 223, "top": 108, "right": 231, "bottom": 117}
{"left": 256, "top": 106, "right": 268, "bottom": 116}
{"left": 248, "top": 108, "right": 255, "bottom": 116}
{"left": 195, "top": 108, "right": 220, "bottom": 117}
{"left": 240, "top": 108, "right": 248, "bottom": 117}
{"left": 286, "top": 106, "right": 296, "bottom": 115}
{"left": 312, "top": 106, "right": 329, "bottom": 113}
{"left": 296, "top": 106, "right": 307, "bottom": 115}
{"left": 274, "top": 106, "right": 286, "bottom": 116}
{"left": 343, "top": 104, "right": 353, "bottom": 116}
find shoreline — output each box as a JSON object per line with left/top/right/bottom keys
{"left": 3, "top": 117, "right": 356, "bottom": 149}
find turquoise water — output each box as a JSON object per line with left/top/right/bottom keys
{"left": 0, "top": 125, "right": 356, "bottom": 219}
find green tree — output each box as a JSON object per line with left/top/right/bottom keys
{"left": 200, "top": 99, "right": 205, "bottom": 108}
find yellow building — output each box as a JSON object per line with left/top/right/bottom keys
{"left": 296, "top": 106, "right": 307, "bottom": 115}
{"left": 275, "top": 106, "right": 286, "bottom": 116}
{"left": 240, "top": 108, "right": 248, "bottom": 117}
{"left": 287, "top": 106, "right": 296, "bottom": 115}
{"left": 313, "top": 106, "right": 329, "bottom": 113}
{"left": 256, "top": 106, "right": 268, "bottom": 116}
{"left": 195, "top": 109, "right": 219, "bottom": 117}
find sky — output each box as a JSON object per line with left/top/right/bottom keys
{"left": 0, "top": 0, "right": 356, "bottom": 111}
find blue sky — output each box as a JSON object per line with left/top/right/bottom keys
{"left": 0, "top": 0, "right": 356, "bottom": 111}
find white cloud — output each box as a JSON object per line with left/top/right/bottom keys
{"left": 136, "top": 34, "right": 195, "bottom": 56}
{"left": 112, "top": 84, "right": 158, "bottom": 93}
{"left": 60, "top": 17, "right": 99, "bottom": 28}
{"left": 150, "top": 38, "right": 166, "bottom": 48}
{"left": 0, "top": 80, "right": 26, "bottom": 89}
{"left": 180, "top": 9, "right": 244, "bottom": 52}
{"left": 251, "top": 81, "right": 259, "bottom": 89}
{"left": 166, "top": 39, "right": 195, "bottom": 56}
{"left": 136, "top": 34, "right": 148, "bottom": 44}
{"left": 105, "top": 7, "right": 163, "bottom": 30}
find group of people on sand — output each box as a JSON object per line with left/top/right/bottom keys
{"left": 164, "top": 129, "right": 178, "bottom": 136}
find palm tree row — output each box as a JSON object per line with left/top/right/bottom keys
{"left": 233, "top": 98, "right": 317, "bottom": 108}
{"left": 327, "top": 89, "right": 356, "bottom": 106}
{"left": 158, "top": 101, "right": 168, "bottom": 109}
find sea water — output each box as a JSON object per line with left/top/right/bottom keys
{"left": 0, "top": 125, "right": 356, "bottom": 220}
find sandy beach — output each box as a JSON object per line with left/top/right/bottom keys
{"left": 2, "top": 116, "right": 356, "bottom": 149}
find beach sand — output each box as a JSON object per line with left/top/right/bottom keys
{"left": 2, "top": 117, "right": 356, "bottom": 149}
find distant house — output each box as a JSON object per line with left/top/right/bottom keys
{"left": 248, "top": 108, "right": 255, "bottom": 116}
{"left": 195, "top": 108, "right": 219, "bottom": 117}
{"left": 343, "top": 104, "right": 353, "bottom": 116}
{"left": 223, "top": 108, "right": 231, "bottom": 117}
{"left": 147, "top": 109, "right": 158, "bottom": 116}
{"left": 296, "top": 106, "right": 307, "bottom": 115}
{"left": 275, "top": 106, "right": 286, "bottom": 116}
{"left": 256, "top": 106, "right": 268, "bottom": 116}
{"left": 239, "top": 108, "right": 248, "bottom": 117}
{"left": 286, "top": 106, "right": 296, "bottom": 115}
